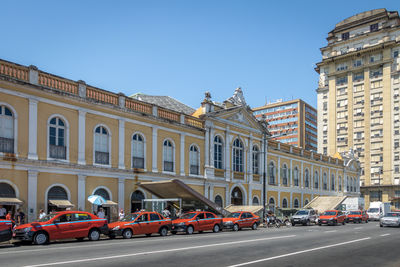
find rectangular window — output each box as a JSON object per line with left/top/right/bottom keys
{"left": 342, "top": 32, "right": 349, "bottom": 40}
{"left": 370, "top": 23, "right": 379, "bottom": 32}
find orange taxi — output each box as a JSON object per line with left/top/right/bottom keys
{"left": 0, "top": 219, "right": 13, "bottom": 242}
{"left": 108, "top": 211, "right": 171, "bottom": 239}
{"left": 171, "top": 211, "right": 222, "bottom": 235}
{"left": 318, "top": 210, "right": 346, "bottom": 226}
{"left": 222, "top": 211, "right": 260, "bottom": 231}
{"left": 346, "top": 210, "right": 369, "bottom": 223}
{"left": 13, "top": 211, "right": 107, "bottom": 245}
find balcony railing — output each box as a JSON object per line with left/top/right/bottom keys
{"left": 163, "top": 161, "right": 174, "bottom": 172}
{"left": 95, "top": 151, "right": 109, "bottom": 165}
{"left": 0, "top": 137, "right": 14, "bottom": 153}
{"left": 190, "top": 165, "right": 199, "bottom": 175}
{"left": 49, "top": 144, "right": 66, "bottom": 160}
{"left": 132, "top": 157, "right": 144, "bottom": 169}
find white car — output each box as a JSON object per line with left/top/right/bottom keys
{"left": 380, "top": 212, "right": 400, "bottom": 227}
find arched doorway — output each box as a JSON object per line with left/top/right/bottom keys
{"left": 214, "top": 195, "right": 223, "bottom": 207}
{"left": 131, "top": 190, "right": 145, "bottom": 212}
{"left": 93, "top": 188, "right": 112, "bottom": 221}
{"left": 252, "top": 197, "right": 259, "bottom": 205}
{"left": 0, "top": 182, "right": 19, "bottom": 218}
{"left": 231, "top": 187, "right": 243, "bottom": 205}
{"left": 94, "top": 188, "right": 110, "bottom": 201}
{"left": 47, "top": 185, "right": 69, "bottom": 212}
{"left": 268, "top": 197, "right": 275, "bottom": 213}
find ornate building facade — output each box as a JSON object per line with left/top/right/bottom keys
{"left": 0, "top": 59, "right": 360, "bottom": 222}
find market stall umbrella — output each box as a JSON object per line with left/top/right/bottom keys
{"left": 87, "top": 195, "right": 107, "bottom": 206}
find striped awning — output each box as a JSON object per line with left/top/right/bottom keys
{"left": 102, "top": 200, "right": 118, "bottom": 207}
{"left": 48, "top": 199, "right": 74, "bottom": 208}
{"left": 0, "top": 197, "right": 23, "bottom": 205}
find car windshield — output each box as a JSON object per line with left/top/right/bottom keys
{"left": 323, "top": 211, "right": 337, "bottom": 216}
{"left": 228, "top": 212, "right": 241, "bottom": 218}
{"left": 350, "top": 211, "right": 361, "bottom": 215}
{"left": 295, "top": 210, "right": 309, "bottom": 215}
{"left": 386, "top": 213, "right": 400, "bottom": 217}
{"left": 37, "top": 213, "right": 58, "bottom": 222}
{"left": 120, "top": 213, "right": 140, "bottom": 222}
{"left": 368, "top": 208, "right": 379, "bottom": 213}
{"left": 180, "top": 213, "right": 196, "bottom": 219}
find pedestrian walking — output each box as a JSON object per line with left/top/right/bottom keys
{"left": 0, "top": 205, "right": 6, "bottom": 219}
{"left": 15, "top": 208, "right": 25, "bottom": 225}
{"left": 5, "top": 211, "right": 12, "bottom": 221}
{"left": 162, "top": 207, "right": 171, "bottom": 218}
{"left": 119, "top": 209, "right": 125, "bottom": 220}
{"left": 97, "top": 208, "right": 105, "bottom": 219}
{"left": 39, "top": 209, "right": 46, "bottom": 220}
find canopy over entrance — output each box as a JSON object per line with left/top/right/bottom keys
{"left": 0, "top": 197, "right": 23, "bottom": 205}
{"left": 139, "top": 179, "right": 229, "bottom": 216}
{"left": 48, "top": 200, "right": 74, "bottom": 208}
{"left": 225, "top": 205, "right": 263, "bottom": 214}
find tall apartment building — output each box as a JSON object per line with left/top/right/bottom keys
{"left": 253, "top": 99, "right": 318, "bottom": 151}
{"left": 315, "top": 8, "right": 400, "bottom": 209}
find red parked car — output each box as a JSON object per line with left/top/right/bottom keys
{"left": 171, "top": 211, "right": 222, "bottom": 235}
{"left": 108, "top": 211, "right": 171, "bottom": 239}
{"left": 318, "top": 210, "right": 346, "bottom": 226}
{"left": 13, "top": 211, "right": 108, "bottom": 245}
{"left": 0, "top": 219, "right": 13, "bottom": 242}
{"left": 222, "top": 211, "right": 260, "bottom": 231}
{"left": 347, "top": 210, "right": 369, "bottom": 223}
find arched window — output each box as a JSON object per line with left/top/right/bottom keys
{"left": 163, "top": 140, "right": 174, "bottom": 172}
{"left": 331, "top": 174, "right": 335, "bottom": 191}
{"left": 282, "top": 164, "right": 288, "bottom": 186}
{"left": 338, "top": 176, "right": 342, "bottom": 191}
{"left": 305, "top": 169, "right": 310, "bottom": 188}
{"left": 294, "top": 167, "right": 299, "bottom": 186}
{"left": 0, "top": 182, "right": 16, "bottom": 197}
{"left": 94, "top": 126, "right": 110, "bottom": 165}
{"left": 282, "top": 198, "right": 288, "bottom": 208}
{"left": 323, "top": 172, "right": 328, "bottom": 190}
{"left": 94, "top": 188, "right": 110, "bottom": 200}
{"left": 269, "top": 162, "right": 276, "bottom": 185}
{"left": 132, "top": 133, "right": 145, "bottom": 169}
{"left": 294, "top": 198, "right": 299, "bottom": 208}
{"left": 189, "top": 145, "right": 200, "bottom": 175}
{"left": 131, "top": 190, "right": 145, "bottom": 212}
{"left": 268, "top": 197, "right": 275, "bottom": 212}
{"left": 252, "top": 145, "right": 260, "bottom": 174}
{"left": 304, "top": 199, "right": 309, "bottom": 206}
{"left": 0, "top": 105, "right": 14, "bottom": 153}
{"left": 252, "top": 196, "right": 259, "bottom": 205}
{"left": 232, "top": 139, "right": 244, "bottom": 172}
{"left": 354, "top": 178, "right": 358, "bottom": 192}
{"left": 346, "top": 176, "right": 350, "bottom": 192}
{"left": 48, "top": 186, "right": 68, "bottom": 200}
{"left": 314, "top": 171, "right": 319, "bottom": 189}
{"left": 231, "top": 187, "right": 243, "bottom": 205}
{"left": 49, "top": 117, "right": 66, "bottom": 160}
{"left": 215, "top": 195, "right": 223, "bottom": 207}
{"left": 350, "top": 177, "right": 353, "bottom": 192}
{"left": 214, "top": 136, "right": 223, "bottom": 169}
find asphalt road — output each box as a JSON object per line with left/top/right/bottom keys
{"left": 1, "top": 221, "right": 399, "bottom": 267}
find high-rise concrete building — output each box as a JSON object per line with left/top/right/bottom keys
{"left": 315, "top": 8, "right": 400, "bottom": 209}
{"left": 253, "top": 99, "right": 318, "bottom": 151}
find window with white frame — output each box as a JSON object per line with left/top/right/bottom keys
{"left": 189, "top": 145, "right": 199, "bottom": 175}
{"left": 314, "top": 171, "right": 319, "bottom": 189}
{"left": 305, "top": 169, "right": 310, "bottom": 188}
{"left": 294, "top": 198, "right": 299, "bottom": 208}
{"left": 132, "top": 133, "right": 145, "bottom": 169}
{"left": 94, "top": 126, "right": 110, "bottom": 165}
{"left": 0, "top": 105, "right": 14, "bottom": 153}
{"left": 282, "top": 164, "right": 288, "bottom": 186}
{"left": 269, "top": 162, "right": 276, "bottom": 185}
{"left": 323, "top": 173, "right": 328, "bottom": 190}
{"left": 331, "top": 174, "right": 335, "bottom": 191}
{"left": 339, "top": 176, "right": 342, "bottom": 191}
{"left": 252, "top": 145, "right": 259, "bottom": 174}
{"left": 293, "top": 167, "right": 299, "bottom": 186}
{"left": 163, "top": 140, "right": 174, "bottom": 172}
{"left": 232, "top": 139, "right": 243, "bottom": 172}
{"left": 214, "top": 136, "right": 223, "bottom": 169}
{"left": 49, "top": 117, "right": 66, "bottom": 160}
{"left": 282, "top": 198, "right": 288, "bottom": 208}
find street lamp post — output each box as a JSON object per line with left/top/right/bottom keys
{"left": 263, "top": 131, "right": 267, "bottom": 222}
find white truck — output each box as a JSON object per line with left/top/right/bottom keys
{"left": 367, "top": 201, "right": 391, "bottom": 220}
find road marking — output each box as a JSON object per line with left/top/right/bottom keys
{"left": 227, "top": 237, "right": 371, "bottom": 267}
{"left": 380, "top": 233, "right": 390, "bottom": 237}
{"left": 23, "top": 235, "right": 296, "bottom": 267}
{"left": 0, "top": 230, "right": 252, "bottom": 255}
{"left": 354, "top": 227, "right": 363, "bottom": 230}
{"left": 324, "top": 230, "right": 337, "bottom": 233}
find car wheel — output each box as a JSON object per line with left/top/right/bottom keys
{"left": 122, "top": 229, "right": 133, "bottom": 239}
{"left": 76, "top": 237, "right": 85, "bottom": 241}
{"left": 89, "top": 229, "right": 101, "bottom": 241}
{"left": 233, "top": 224, "right": 239, "bottom": 231}
{"left": 159, "top": 227, "right": 168, "bottom": 236}
{"left": 251, "top": 223, "right": 258, "bottom": 230}
{"left": 186, "top": 225, "right": 194, "bottom": 235}
{"left": 34, "top": 232, "right": 48, "bottom": 245}
{"left": 213, "top": 224, "right": 220, "bottom": 233}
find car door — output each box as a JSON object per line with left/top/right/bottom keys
{"left": 238, "top": 212, "right": 247, "bottom": 227}
{"left": 195, "top": 213, "right": 206, "bottom": 231}
{"left": 205, "top": 212, "right": 216, "bottom": 230}
{"left": 72, "top": 213, "right": 91, "bottom": 237}
{"left": 53, "top": 213, "right": 73, "bottom": 239}
{"left": 148, "top": 213, "right": 162, "bottom": 233}
{"left": 134, "top": 214, "right": 148, "bottom": 235}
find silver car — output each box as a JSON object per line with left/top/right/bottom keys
{"left": 380, "top": 212, "right": 400, "bottom": 227}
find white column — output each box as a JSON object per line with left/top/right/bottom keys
{"left": 328, "top": 168, "right": 331, "bottom": 192}
{"left": 204, "top": 127, "right": 210, "bottom": 167}
{"left": 311, "top": 164, "right": 314, "bottom": 190}
{"left": 290, "top": 192, "right": 293, "bottom": 208}
{"left": 78, "top": 110, "right": 86, "bottom": 165}
{"left": 77, "top": 175, "right": 86, "bottom": 211}
{"left": 301, "top": 193, "right": 304, "bottom": 208}
{"left": 28, "top": 98, "right": 38, "bottom": 160}
{"left": 180, "top": 133, "right": 185, "bottom": 176}
{"left": 278, "top": 191, "right": 281, "bottom": 207}
{"left": 225, "top": 185, "right": 230, "bottom": 206}
{"left": 118, "top": 119, "right": 125, "bottom": 169}
{"left": 118, "top": 178, "right": 125, "bottom": 211}
{"left": 301, "top": 161, "right": 304, "bottom": 188}
{"left": 210, "top": 128, "right": 215, "bottom": 168}
{"left": 225, "top": 129, "right": 230, "bottom": 181}
{"left": 27, "top": 170, "right": 38, "bottom": 222}
{"left": 290, "top": 159, "right": 293, "bottom": 186}
{"left": 249, "top": 135, "right": 253, "bottom": 182}
{"left": 277, "top": 157, "right": 281, "bottom": 186}
{"left": 152, "top": 127, "right": 158, "bottom": 172}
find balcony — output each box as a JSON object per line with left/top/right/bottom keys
{"left": 49, "top": 144, "right": 66, "bottom": 160}
{"left": 234, "top": 172, "right": 244, "bottom": 180}
{"left": 95, "top": 151, "right": 109, "bottom": 165}
{"left": 214, "top": 168, "right": 225, "bottom": 178}
{"left": 0, "top": 137, "right": 14, "bottom": 154}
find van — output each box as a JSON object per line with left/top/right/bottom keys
{"left": 367, "top": 202, "right": 391, "bottom": 221}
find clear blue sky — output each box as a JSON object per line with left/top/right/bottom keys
{"left": 1, "top": 1, "right": 398, "bottom": 109}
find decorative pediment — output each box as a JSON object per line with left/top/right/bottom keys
{"left": 226, "top": 110, "right": 251, "bottom": 126}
